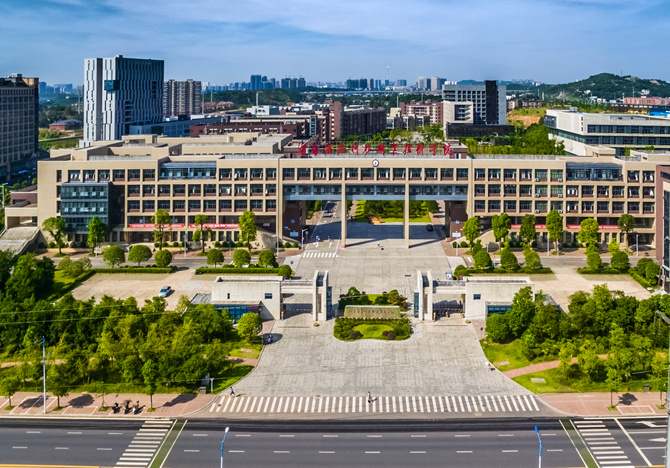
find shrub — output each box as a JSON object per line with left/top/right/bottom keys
{"left": 277, "top": 241, "right": 284, "bottom": 248}
{"left": 48, "top": 241, "right": 56, "bottom": 249}
{"left": 172, "top": 242, "right": 179, "bottom": 247}
{"left": 523, "top": 247, "right": 542, "bottom": 269}
{"left": 232, "top": 249, "right": 251, "bottom": 267}
{"left": 610, "top": 251, "right": 629, "bottom": 271}
{"left": 486, "top": 314, "right": 510, "bottom": 342}
{"left": 531, "top": 240, "right": 537, "bottom": 248}
{"left": 453, "top": 265, "right": 469, "bottom": 278}
{"left": 459, "top": 241, "right": 468, "bottom": 248}
{"left": 214, "top": 241, "right": 222, "bottom": 248}
{"left": 128, "top": 244, "right": 152, "bottom": 266}
{"left": 452, "top": 241, "right": 457, "bottom": 248}
{"left": 646, "top": 262, "right": 661, "bottom": 281}
{"left": 500, "top": 245, "right": 519, "bottom": 270}
{"left": 471, "top": 240, "right": 483, "bottom": 256}
{"left": 349, "top": 330, "right": 362, "bottom": 340}
{"left": 474, "top": 250, "right": 492, "bottom": 269}
{"left": 586, "top": 252, "right": 602, "bottom": 270}
{"left": 90, "top": 267, "right": 174, "bottom": 274}
{"left": 277, "top": 265, "right": 293, "bottom": 278}
{"left": 154, "top": 242, "right": 160, "bottom": 248}
{"left": 381, "top": 330, "right": 389, "bottom": 337}
{"left": 154, "top": 249, "right": 173, "bottom": 268}
{"left": 386, "top": 331, "right": 396, "bottom": 341}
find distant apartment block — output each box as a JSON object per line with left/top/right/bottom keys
{"left": 0, "top": 74, "right": 39, "bottom": 182}
{"left": 163, "top": 79, "right": 202, "bottom": 117}
{"left": 623, "top": 97, "right": 670, "bottom": 106}
{"left": 84, "top": 55, "right": 164, "bottom": 143}
{"left": 545, "top": 108, "right": 670, "bottom": 156}
{"left": 399, "top": 100, "right": 443, "bottom": 126}
{"left": 442, "top": 81, "right": 507, "bottom": 125}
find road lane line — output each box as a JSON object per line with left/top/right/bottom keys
{"left": 276, "top": 396, "right": 283, "bottom": 413}
{"left": 320, "top": 451, "right": 335, "bottom": 453}
{"left": 516, "top": 395, "right": 526, "bottom": 411}
{"left": 286, "top": 396, "right": 292, "bottom": 413}
{"left": 339, "top": 397, "right": 343, "bottom": 413}
{"left": 248, "top": 397, "right": 257, "bottom": 413}
{"left": 229, "top": 450, "right": 245, "bottom": 453}
{"left": 263, "top": 396, "right": 271, "bottom": 412}
{"left": 615, "top": 417, "right": 652, "bottom": 466}
{"left": 271, "top": 396, "right": 278, "bottom": 413}
{"left": 222, "top": 397, "right": 232, "bottom": 412}
{"left": 290, "top": 397, "right": 297, "bottom": 413}
{"left": 458, "top": 396, "right": 465, "bottom": 412}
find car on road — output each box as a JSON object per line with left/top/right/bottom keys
{"left": 426, "top": 224, "right": 434, "bottom": 231}
{"left": 158, "top": 286, "right": 172, "bottom": 297}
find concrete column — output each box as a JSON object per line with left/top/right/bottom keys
{"left": 404, "top": 182, "right": 410, "bottom": 248}
{"left": 341, "top": 182, "right": 347, "bottom": 248}
{"left": 312, "top": 270, "right": 319, "bottom": 321}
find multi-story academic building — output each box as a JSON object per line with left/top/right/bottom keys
{"left": 5, "top": 133, "right": 668, "bottom": 256}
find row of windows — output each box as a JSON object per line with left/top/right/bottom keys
{"left": 473, "top": 200, "right": 654, "bottom": 213}
{"left": 123, "top": 183, "right": 277, "bottom": 196}
{"left": 587, "top": 124, "right": 670, "bottom": 135}
{"left": 474, "top": 184, "right": 654, "bottom": 197}
{"left": 126, "top": 199, "right": 275, "bottom": 211}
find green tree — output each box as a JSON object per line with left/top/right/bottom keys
{"left": 42, "top": 217, "right": 67, "bottom": 254}
{"left": 486, "top": 314, "right": 509, "bottom": 342}
{"left": 232, "top": 249, "right": 251, "bottom": 268}
{"left": 500, "top": 244, "right": 519, "bottom": 270}
{"left": 491, "top": 213, "right": 511, "bottom": 242}
{"left": 238, "top": 211, "right": 258, "bottom": 251}
{"left": 207, "top": 249, "right": 224, "bottom": 267}
{"left": 520, "top": 214, "right": 537, "bottom": 244}
{"left": 607, "top": 237, "right": 620, "bottom": 255}
{"left": 587, "top": 252, "right": 602, "bottom": 270}
{"left": 58, "top": 257, "right": 91, "bottom": 277}
{"left": 87, "top": 216, "right": 107, "bottom": 252}
{"left": 151, "top": 209, "right": 171, "bottom": 250}
{"left": 154, "top": 249, "right": 173, "bottom": 268}
{"left": 558, "top": 342, "right": 576, "bottom": 381}
{"left": 523, "top": 246, "right": 542, "bottom": 270}
{"left": 474, "top": 250, "right": 492, "bottom": 269}
{"left": 48, "top": 364, "right": 71, "bottom": 409}
{"left": 258, "top": 249, "right": 278, "bottom": 268}
{"left": 103, "top": 245, "right": 125, "bottom": 269}
{"left": 578, "top": 340, "right": 601, "bottom": 383}
{"left": 651, "top": 354, "right": 668, "bottom": 404}
{"left": 645, "top": 262, "right": 661, "bottom": 282}
{"left": 277, "top": 265, "right": 293, "bottom": 278}
{"left": 546, "top": 210, "right": 563, "bottom": 254}
{"left": 462, "top": 216, "right": 481, "bottom": 246}
{"left": 617, "top": 214, "right": 635, "bottom": 251}
{"left": 0, "top": 249, "right": 13, "bottom": 294}
{"left": 5, "top": 253, "right": 55, "bottom": 301}
{"left": 605, "top": 361, "right": 622, "bottom": 408}
{"left": 193, "top": 214, "right": 209, "bottom": 253}
{"left": 423, "top": 200, "right": 439, "bottom": 214}
{"left": 611, "top": 251, "right": 629, "bottom": 271}
{"left": 506, "top": 287, "right": 536, "bottom": 337}
{"left": 142, "top": 359, "right": 159, "bottom": 410}
{"left": 0, "top": 368, "right": 21, "bottom": 407}
{"left": 174, "top": 294, "right": 192, "bottom": 314}
{"left": 128, "top": 245, "right": 152, "bottom": 266}
{"left": 237, "top": 313, "right": 263, "bottom": 342}
{"left": 578, "top": 218, "right": 599, "bottom": 248}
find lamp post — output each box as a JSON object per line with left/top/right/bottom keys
{"left": 636, "top": 233, "right": 639, "bottom": 257}
{"left": 220, "top": 426, "right": 230, "bottom": 468}
{"left": 654, "top": 311, "right": 670, "bottom": 468}
{"left": 300, "top": 228, "right": 308, "bottom": 250}
{"left": 35, "top": 337, "right": 50, "bottom": 414}
{"left": 535, "top": 426, "right": 542, "bottom": 468}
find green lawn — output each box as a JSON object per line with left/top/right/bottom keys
{"left": 228, "top": 331, "right": 263, "bottom": 360}
{"left": 338, "top": 294, "right": 383, "bottom": 309}
{"left": 353, "top": 323, "right": 395, "bottom": 340}
{"left": 480, "top": 338, "right": 556, "bottom": 371}
{"left": 51, "top": 270, "right": 94, "bottom": 299}
{"left": 353, "top": 201, "right": 432, "bottom": 223}
{"left": 211, "top": 364, "right": 255, "bottom": 393}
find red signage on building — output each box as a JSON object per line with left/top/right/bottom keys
{"left": 128, "top": 223, "right": 239, "bottom": 229}
{"left": 511, "top": 224, "right": 619, "bottom": 230}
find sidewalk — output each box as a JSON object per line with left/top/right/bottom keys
{"left": 540, "top": 391, "right": 667, "bottom": 416}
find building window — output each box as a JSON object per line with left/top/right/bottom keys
{"left": 265, "top": 293, "right": 272, "bottom": 299}
{"left": 456, "top": 168, "right": 468, "bottom": 179}
{"left": 473, "top": 294, "right": 481, "bottom": 300}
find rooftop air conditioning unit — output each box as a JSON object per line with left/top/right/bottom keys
{"left": 535, "top": 194, "right": 540, "bottom": 197}
{"left": 558, "top": 210, "right": 563, "bottom": 214}
{"left": 535, "top": 209, "right": 540, "bottom": 213}
{"left": 535, "top": 178, "right": 540, "bottom": 182}
{"left": 558, "top": 178, "right": 563, "bottom": 182}
{"left": 558, "top": 194, "right": 563, "bottom": 198}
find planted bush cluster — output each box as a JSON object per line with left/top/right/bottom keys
{"left": 195, "top": 265, "right": 293, "bottom": 277}
{"left": 334, "top": 318, "right": 410, "bottom": 341}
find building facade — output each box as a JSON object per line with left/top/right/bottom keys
{"left": 546, "top": 109, "right": 670, "bottom": 156}
{"left": 0, "top": 74, "right": 39, "bottom": 183}
{"left": 84, "top": 55, "right": 164, "bottom": 143}
{"left": 5, "top": 133, "right": 666, "bottom": 253}
{"left": 399, "top": 100, "right": 443, "bottom": 126}
{"left": 163, "top": 79, "right": 202, "bottom": 117}
{"left": 128, "top": 115, "right": 225, "bottom": 137}
{"left": 442, "top": 81, "right": 507, "bottom": 125}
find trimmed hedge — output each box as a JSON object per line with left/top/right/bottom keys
{"left": 578, "top": 267, "right": 626, "bottom": 275}
{"left": 195, "top": 266, "right": 282, "bottom": 275}
{"left": 630, "top": 271, "right": 654, "bottom": 289}
{"left": 457, "top": 266, "right": 553, "bottom": 276}
{"left": 91, "top": 266, "right": 176, "bottom": 274}
{"left": 334, "top": 317, "right": 411, "bottom": 341}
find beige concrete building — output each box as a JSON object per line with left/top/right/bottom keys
{"left": 4, "top": 131, "right": 670, "bottom": 252}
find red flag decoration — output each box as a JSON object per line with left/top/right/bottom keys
{"left": 350, "top": 142, "right": 359, "bottom": 154}
{"left": 376, "top": 143, "right": 386, "bottom": 154}
{"left": 312, "top": 144, "right": 318, "bottom": 156}
{"left": 363, "top": 143, "right": 371, "bottom": 155}
{"left": 391, "top": 142, "right": 398, "bottom": 155}
{"left": 430, "top": 142, "right": 437, "bottom": 156}
{"left": 325, "top": 144, "right": 333, "bottom": 155}
{"left": 416, "top": 143, "right": 425, "bottom": 155}
{"left": 337, "top": 143, "right": 346, "bottom": 154}
{"left": 299, "top": 144, "right": 306, "bottom": 156}
{"left": 403, "top": 143, "right": 412, "bottom": 154}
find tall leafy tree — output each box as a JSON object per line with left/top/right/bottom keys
{"left": 0, "top": 368, "right": 21, "bottom": 407}
{"left": 193, "top": 214, "right": 209, "bottom": 253}
{"left": 5, "top": 253, "right": 55, "bottom": 301}
{"left": 103, "top": 245, "right": 125, "bottom": 269}
{"left": 232, "top": 249, "right": 251, "bottom": 268}
{"left": 258, "top": 250, "right": 277, "bottom": 268}
{"left": 151, "top": 209, "right": 171, "bottom": 250}
{"left": 617, "top": 214, "right": 635, "bottom": 251}
{"left": 578, "top": 218, "right": 599, "bottom": 247}
{"left": 206, "top": 249, "right": 224, "bottom": 267}
{"left": 87, "top": 216, "right": 107, "bottom": 252}
{"left": 238, "top": 211, "right": 257, "bottom": 251}
{"left": 128, "top": 245, "right": 152, "bottom": 266}
{"left": 519, "top": 214, "right": 536, "bottom": 244}
{"left": 462, "top": 216, "right": 481, "bottom": 246}
{"left": 237, "top": 313, "right": 263, "bottom": 342}
{"left": 42, "top": 217, "right": 67, "bottom": 254}
{"left": 546, "top": 210, "right": 563, "bottom": 254}
{"left": 491, "top": 213, "right": 511, "bottom": 242}
{"left": 0, "top": 249, "right": 14, "bottom": 294}
{"left": 142, "top": 359, "right": 159, "bottom": 410}
{"left": 506, "top": 286, "right": 536, "bottom": 337}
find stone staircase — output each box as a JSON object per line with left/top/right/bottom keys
{"left": 0, "top": 226, "right": 40, "bottom": 254}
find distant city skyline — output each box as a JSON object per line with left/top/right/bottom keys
{"left": 1, "top": 0, "right": 667, "bottom": 85}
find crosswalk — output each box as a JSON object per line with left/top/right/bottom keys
{"left": 303, "top": 252, "right": 337, "bottom": 258}
{"left": 574, "top": 420, "right": 633, "bottom": 468}
{"left": 115, "top": 419, "right": 173, "bottom": 468}
{"left": 209, "top": 394, "right": 540, "bottom": 414}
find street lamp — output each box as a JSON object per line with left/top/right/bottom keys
{"left": 654, "top": 310, "right": 670, "bottom": 468}
{"left": 636, "top": 233, "right": 639, "bottom": 257}
{"left": 220, "top": 426, "right": 230, "bottom": 468}
{"left": 300, "top": 228, "right": 309, "bottom": 250}
{"left": 535, "top": 426, "right": 542, "bottom": 468}
{"left": 34, "top": 337, "right": 51, "bottom": 414}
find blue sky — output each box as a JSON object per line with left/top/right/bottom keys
{"left": 2, "top": 0, "right": 668, "bottom": 86}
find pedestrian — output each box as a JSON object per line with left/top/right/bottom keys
{"left": 377, "top": 241, "right": 380, "bottom": 247}
{"left": 367, "top": 391, "right": 372, "bottom": 404}
{"left": 230, "top": 386, "right": 235, "bottom": 397}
